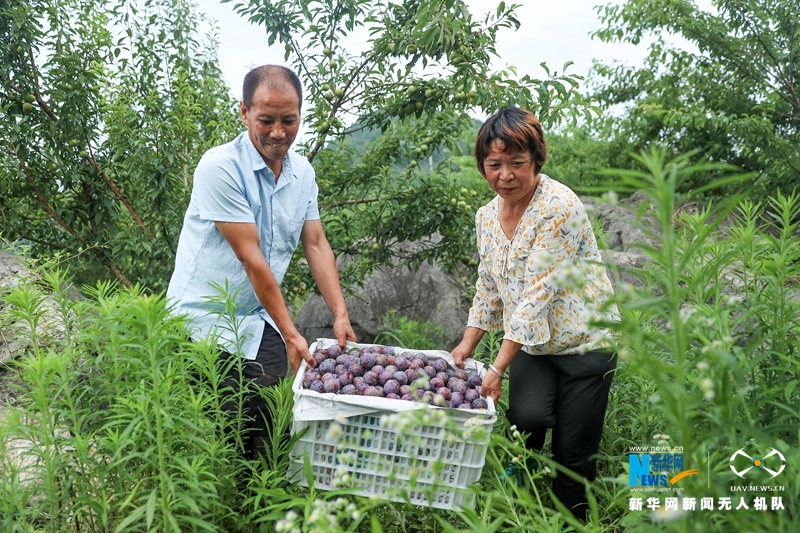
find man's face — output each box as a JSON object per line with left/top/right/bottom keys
{"left": 240, "top": 83, "right": 300, "bottom": 170}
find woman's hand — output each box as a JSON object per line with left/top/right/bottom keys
{"left": 451, "top": 342, "right": 475, "bottom": 369}
{"left": 481, "top": 370, "right": 503, "bottom": 404}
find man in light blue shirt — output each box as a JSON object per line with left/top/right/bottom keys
{"left": 167, "top": 65, "right": 355, "bottom": 458}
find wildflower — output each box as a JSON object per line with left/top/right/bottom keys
{"left": 696, "top": 361, "right": 709, "bottom": 371}
{"left": 724, "top": 294, "right": 744, "bottom": 306}
{"left": 325, "top": 422, "right": 342, "bottom": 441}
{"left": 605, "top": 190, "right": 619, "bottom": 206}
{"left": 679, "top": 305, "right": 695, "bottom": 323}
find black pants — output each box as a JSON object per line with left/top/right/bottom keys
{"left": 217, "top": 322, "right": 288, "bottom": 460}
{"left": 506, "top": 350, "right": 617, "bottom": 520}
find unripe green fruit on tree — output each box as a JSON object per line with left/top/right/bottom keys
{"left": 285, "top": 43, "right": 293, "bottom": 51}
{"left": 323, "top": 47, "right": 332, "bottom": 56}
{"left": 17, "top": 45, "right": 24, "bottom": 54}
{"left": 425, "top": 89, "right": 433, "bottom": 97}
{"left": 461, "top": 187, "right": 469, "bottom": 194}
{"left": 22, "top": 102, "right": 33, "bottom": 112}
{"left": 372, "top": 242, "right": 380, "bottom": 250}
{"left": 322, "top": 83, "right": 331, "bottom": 91}
{"left": 324, "top": 91, "right": 334, "bottom": 100}
{"left": 419, "top": 144, "right": 428, "bottom": 151}
{"left": 334, "top": 88, "right": 344, "bottom": 98}
{"left": 415, "top": 102, "right": 423, "bottom": 109}
{"left": 451, "top": 198, "right": 457, "bottom": 205}
{"left": 69, "top": 139, "right": 78, "bottom": 147}
{"left": 25, "top": 94, "right": 35, "bottom": 103}
{"left": 386, "top": 42, "right": 395, "bottom": 52}
{"left": 317, "top": 121, "right": 329, "bottom": 132}
{"left": 58, "top": 133, "right": 66, "bottom": 141}
{"left": 408, "top": 85, "right": 416, "bottom": 93}
{"left": 79, "top": 150, "right": 88, "bottom": 158}
{"left": 407, "top": 43, "right": 417, "bottom": 53}
{"left": 50, "top": 163, "right": 58, "bottom": 171}
{"left": 328, "top": 59, "right": 337, "bottom": 68}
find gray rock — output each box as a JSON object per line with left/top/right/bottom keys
{"left": 0, "top": 253, "right": 65, "bottom": 365}
{"left": 583, "top": 191, "right": 661, "bottom": 253}
{"left": 295, "top": 256, "right": 468, "bottom": 349}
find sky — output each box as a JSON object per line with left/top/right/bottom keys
{"left": 193, "top": 0, "right": 659, "bottom": 101}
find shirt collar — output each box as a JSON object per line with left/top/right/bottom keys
{"left": 242, "top": 132, "right": 296, "bottom": 184}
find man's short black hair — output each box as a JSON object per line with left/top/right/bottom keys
{"left": 242, "top": 65, "right": 303, "bottom": 110}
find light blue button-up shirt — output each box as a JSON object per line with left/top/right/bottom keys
{"left": 167, "top": 132, "right": 320, "bottom": 359}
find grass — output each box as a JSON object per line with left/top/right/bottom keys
{"left": 0, "top": 148, "right": 798, "bottom": 531}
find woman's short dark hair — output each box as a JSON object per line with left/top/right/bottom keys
{"left": 474, "top": 107, "right": 547, "bottom": 175}
{"left": 242, "top": 65, "right": 303, "bottom": 110}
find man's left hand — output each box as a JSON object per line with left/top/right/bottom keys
{"left": 333, "top": 316, "right": 357, "bottom": 348}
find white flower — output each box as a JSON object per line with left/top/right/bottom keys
{"left": 696, "top": 361, "right": 709, "bottom": 371}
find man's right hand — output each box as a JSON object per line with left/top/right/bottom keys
{"left": 286, "top": 333, "right": 315, "bottom": 376}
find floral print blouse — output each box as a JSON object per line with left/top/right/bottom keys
{"left": 467, "top": 175, "right": 619, "bottom": 355}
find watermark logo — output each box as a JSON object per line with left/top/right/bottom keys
{"left": 730, "top": 448, "right": 785, "bottom": 479}
{"left": 628, "top": 447, "right": 698, "bottom": 488}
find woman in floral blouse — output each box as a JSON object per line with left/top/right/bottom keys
{"left": 451, "top": 106, "right": 619, "bottom": 520}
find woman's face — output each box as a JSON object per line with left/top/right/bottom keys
{"left": 482, "top": 140, "right": 538, "bottom": 203}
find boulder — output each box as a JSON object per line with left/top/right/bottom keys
{"left": 295, "top": 257, "right": 468, "bottom": 349}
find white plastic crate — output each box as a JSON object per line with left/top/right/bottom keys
{"left": 289, "top": 339, "right": 497, "bottom": 510}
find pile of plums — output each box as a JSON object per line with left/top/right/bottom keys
{"left": 301, "top": 344, "right": 489, "bottom": 410}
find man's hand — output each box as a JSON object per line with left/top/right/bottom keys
{"left": 333, "top": 316, "right": 357, "bottom": 348}
{"left": 286, "top": 333, "right": 315, "bottom": 376}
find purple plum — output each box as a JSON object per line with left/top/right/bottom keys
{"left": 326, "top": 345, "right": 343, "bottom": 358}
{"left": 454, "top": 369, "right": 468, "bottom": 381}
{"left": 437, "top": 387, "right": 452, "bottom": 401}
{"left": 310, "top": 380, "right": 324, "bottom": 393}
{"left": 447, "top": 378, "right": 467, "bottom": 394}
{"left": 313, "top": 352, "right": 328, "bottom": 365}
{"left": 472, "top": 398, "right": 488, "bottom": 409}
{"left": 360, "top": 353, "right": 376, "bottom": 368}
{"left": 401, "top": 394, "right": 414, "bottom": 401}
{"left": 386, "top": 393, "right": 400, "bottom": 400}
{"left": 457, "top": 403, "right": 472, "bottom": 410}
{"left": 399, "top": 384, "right": 411, "bottom": 396}
{"left": 318, "top": 359, "right": 336, "bottom": 375}
{"left": 379, "top": 371, "right": 393, "bottom": 385}
{"left": 363, "top": 371, "right": 378, "bottom": 386}
{"left": 450, "top": 392, "right": 464, "bottom": 407}
{"left": 321, "top": 372, "right": 335, "bottom": 382}
{"left": 383, "top": 379, "right": 401, "bottom": 395}
{"left": 423, "top": 366, "right": 437, "bottom": 379}
{"left": 384, "top": 365, "right": 398, "bottom": 375}
{"left": 435, "top": 372, "right": 449, "bottom": 383}
{"left": 432, "top": 359, "right": 448, "bottom": 373}
{"left": 430, "top": 377, "right": 445, "bottom": 390}
{"left": 371, "top": 365, "right": 385, "bottom": 376}
{"left": 303, "top": 372, "right": 320, "bottom": 387}
{"left": 392, "top": 371, "right": 408, "bottom": 386}
{"left": 339, "top": 371, "right": 354, "bottom": 387}
{"left": 364, "top": 386, "right": 381, "bottom": 397}
{"left": 323, "top": 380, "right": 340, "bottom": 393}
{"left": 356, "top": 382, "right": 369, "bottom": 395}
{"left": 394, "top": 357, "right": 409, "bottom": 371}
{"left": 467, "top": 375, "right": 483, "bottom": 389}
{"left": 335, "top": 364, "right": 346, "bottom": 375}
{"left": 340, "top": 384, "right": 356, "bottom": 395}
{"left": 350, "top": 363, "right": 364, "bottom": 377}
{"left": 464, "top": 389, "right": 480, "bottom": 403}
